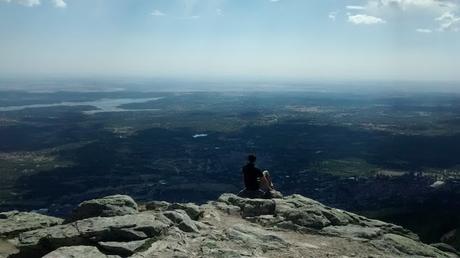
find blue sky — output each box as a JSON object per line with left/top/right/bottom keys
{"left": 0, "top": 0, "right": 459, "bottom": 81}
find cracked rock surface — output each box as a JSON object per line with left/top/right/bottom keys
{"left": 0, "top": 193, "right": 458, "bottom": 258}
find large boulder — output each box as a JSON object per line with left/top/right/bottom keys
{"left": 215, "top": 193, "right": 423, "bottom": 244}
{"left": 273, "top": 195, "right": 356, "bottom": 229}
{"left": 67, "top": 195, "right": 138, "bottom": 222}
{"left": 13, "top": 212, "right": 171, "bottom": 258}
{"left": 218, "top": 193, "right": 275, "bottom": 218}
{"left": 0, "top": 211, "right": 63, "bottom": 238}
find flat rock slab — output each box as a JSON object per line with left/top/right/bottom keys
{"left": 372, "top": 233, "right": 451, "bottom": 258}
{"left": 0, "top": 211, "right": 63, "bottom": 238}
{"left": 42, "top": 245, "right": 120, "bottom": 258}
{"left": 14, "top": 212, "right": 171, "bottom": 258}
{"left": 225, "top": 224, "right": 288, "bottom": 250}
{"left": 99, "top": 239, "right": 148, "bottom": 256}
{"left": 322, "top": 225, "right": 382, "bottom": 239}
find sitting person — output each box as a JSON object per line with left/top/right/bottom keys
{"left": 237, "top": 154, "right": 282, "bottom": 199}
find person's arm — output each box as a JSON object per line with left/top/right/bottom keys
{"left": 260, "top": 176, "right": 273, "bottom": 191}
{"left": 257, "top": 169, "right": 273, "bottom": 191}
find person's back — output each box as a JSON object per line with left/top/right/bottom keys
{"left": 242, "top": 162, "right": 263, "bottom": 191}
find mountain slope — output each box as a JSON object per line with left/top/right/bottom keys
{"left": 0, "top": 194, "right": 458, "bottom": 258}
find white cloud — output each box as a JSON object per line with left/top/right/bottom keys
{"left": 151, "top": 9, "right": 166, "bottom": 16}
{"left": 270, "top": 0, "right": 281, "bottom": 2}
{"left": 2, "top": 0, "right": 66, "bottom": 8}
{"left": 435, "top": 11, "right": 460, "bottom": 31}
{"left": 361, "top": 0, "right": 458, "bottom": 32}
{"left": 1, "top": 0, "right": 40, "bottom": 7}
{"left": 51, "top": 0, "right": 65, "bottom": 8}
{"left": 416, "top": 28, "right": 433, "bottom": 32}
{"left": 367, "top": 0, "right": 458, "bottom": 11}
{"left": 216, "top": 8, "right": 223, "bottom": 16}
{"left": 348, "top": 14, "right": 387, "bottom": 24}
{"left": 346, "top": 5, "right": 366, "bottom": 10}
{"left": 328, "top": 11, "right": 338, "bottom": 21}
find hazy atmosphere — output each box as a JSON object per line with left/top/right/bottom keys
{"left": 1, "top": 0, "right": 460, "bottom": 81}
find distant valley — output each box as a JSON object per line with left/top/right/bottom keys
{"left": 1, "top": 89, "right": 460, "bottom": 244}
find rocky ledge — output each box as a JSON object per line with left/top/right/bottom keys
{"left": 0, "top": 193, "right": 458, "bottom": 258}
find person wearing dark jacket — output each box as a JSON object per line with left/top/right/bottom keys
{"left": 238, "top": 154, "right": 281, "bottom": 199}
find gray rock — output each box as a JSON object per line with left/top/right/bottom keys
{"left": 225, "top": 224, "right": 287, "bottom": 250}
{"left": 246, "top": 215, "right": 280, "bottom": 227}
{"left": 431, "top": 243, "right": 459, "bottom": 255}
{"left": 218, "top": 194, "right": 275, "bottom": 218}
{"left": 162, "top": 210, "right": 199, "bottom": 233}
{"left": 68, "top": 195, "right": 138, "bottom": 222}
{"left": 3, "top": 193, "right": 456, "bottom": 258}
{"left": 217, "top": 194, "right": 248, "bottom": 208}
{"left": 281, "top": 207, "right": 331, "bottom": 229}
{"left": 18, "top": 223, "right": 82, "bottom": 248}
{"left": 130, "top": 228, "right": 190, "bottom": 258}
{"left": 201, "top": 248, "right": 243, "bottom": 258}
{"left": 0, "top": 211, "right": 63, "bottom": 238}
{"left": 73, "top": 213, "right": 171, "bottom": 241}
{"left": 273, "top": 196, "right": 354, "bottom": 228}
{"left": 322, "top": 225, "right": 382, "bottom": 239}
{"left": 169, "top": 203, "right": 203, "bottom": 220}
{"left": 217, "top": 194, "right": 420, "bottom": 243}
{"left": 14, "top": 212, "right": 171, "bottom": 257}
{"left": 0, "top": 239, "right": 18, "bottom": 258}
{"left": 98, "top": 239, "right": 148, "bottom": 256}
{"left": 145, "top": 201, "right": 170, "bottom": 211}
{"left": 371, "top": 233, "right": 451, "bottom": 258}
{"left": 42, "top": 245, "right": 119, "bottom": 258}
{"left": 212, "top": 202, "right": 241, "bottom": 216}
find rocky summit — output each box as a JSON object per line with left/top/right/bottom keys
{"left": 0, "top": 194, "right": 458, "bottom": 258}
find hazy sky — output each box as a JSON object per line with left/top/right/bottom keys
{"left": 1, "top": 0, "right": 460, "bottom": 81}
